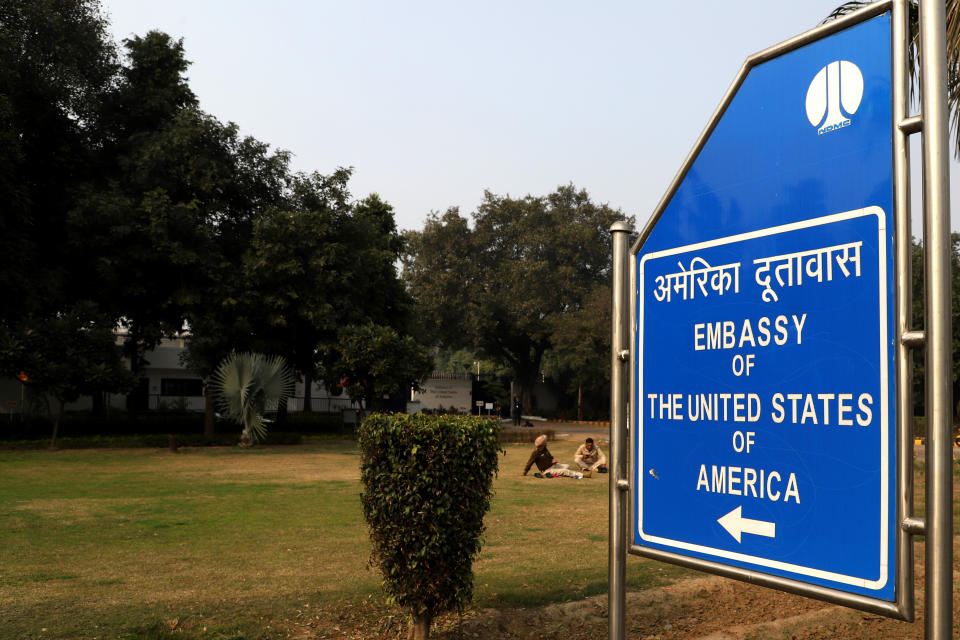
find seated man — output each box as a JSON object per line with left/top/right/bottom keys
{"left": 522, "top": 435, "right": 583, "bottom": 479}
{"left": 574, "top": 437, "right": 607, "bottom": 473}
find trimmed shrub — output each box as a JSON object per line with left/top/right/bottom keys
{"left": 358, "top": 413, "right": 502, "bottom": 640}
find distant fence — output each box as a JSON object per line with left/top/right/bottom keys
{"left": 284, "top": 396, "right": 358, "bottom": 413}
{"left": 112, "top": 394, "right": 360, "bottom": 414}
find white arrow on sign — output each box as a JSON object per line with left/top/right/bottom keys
{"left": 717, "top": 506, "right": 776, "bottom": 543}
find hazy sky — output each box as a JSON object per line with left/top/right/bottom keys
{"left": 100, "top": 1, "right": 956, "bottom": 234}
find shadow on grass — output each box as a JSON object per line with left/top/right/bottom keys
{"left": 473, "top": 563, "right": 692, "bottom": 610}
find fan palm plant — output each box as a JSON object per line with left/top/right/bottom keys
{"left": 826, "top": 1, "right": 960, "bottom": 153}
{"left": 211, "top": 352, "right": 295, "bottom": 445}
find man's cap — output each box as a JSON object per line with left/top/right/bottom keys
{"left": 535, "top": 434, "right": 547, "bottom": 447}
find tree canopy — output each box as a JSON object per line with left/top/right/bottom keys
{"left": 322, "top": 323, "right": 433, "bottom": 413}
{"left": 0, "top": 0, "right": 423, "bottom": 426}
{"left": 403, "top": 185, "right": 632, "bottom": 407}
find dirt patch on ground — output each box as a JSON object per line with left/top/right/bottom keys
{"left": 319, "top": 538, "right": 958, "bottom": 640}
{"left": 426, "top": 576, "right": 838, "bottom": 640}
{"left": 429, "top": 540, "right": 956, "bottom": 640}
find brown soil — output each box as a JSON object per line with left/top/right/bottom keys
{"left": 248, "top": 431, "right": 955, "bottom": 640}
{"left": 438, "top": 577, "right": 885, "bottom": 640}
{"left": 440, "top": 541, "right": 958, "bottom": 640}
{"left": 315, "top": 538, "right": 958, "bottom": 640}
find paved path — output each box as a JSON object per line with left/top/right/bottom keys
{"left": 501, "top": 419, "right": 611, "bottom": 443}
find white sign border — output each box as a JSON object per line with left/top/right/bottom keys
{"left": 636, "top": 205, "right": 890, "bottom": 591}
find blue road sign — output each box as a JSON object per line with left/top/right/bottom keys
{"left": 632, "top": 14, "right": 895, "bottom": 601}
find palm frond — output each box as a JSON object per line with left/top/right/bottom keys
{"left": 821, "top": 2, "right": 872, "bottom": 25}
{"left": 211, "top": 351, "right": 295, "bottom": 444}
{"left": 826, "top": 0, "right": 960, "bottom": 156}
{"left": 257, "top": 354, "right": 297, "bottom": 402}
{"left": 247, "top": 413, "right": 269, "bottom": 443}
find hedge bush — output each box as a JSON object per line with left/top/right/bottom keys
{"left": 358, "top": 413, "right": 502, "bottom": 639}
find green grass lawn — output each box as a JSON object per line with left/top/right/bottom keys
{"left": 0, "top": 441, "right": 687, "bottom": 639}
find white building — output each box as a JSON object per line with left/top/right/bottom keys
{"left": 0, "top": 335, "right": 351, "bottom": 415}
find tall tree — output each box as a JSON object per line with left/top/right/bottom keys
{"left": 69, "top": 32, "right": 291, "bottom": 375}
{"left": 0, "top": 0, "right": 143, "bottom": 417}
{"left": 105, "top": 31, "right": 197, "bottom": 136}
{"left": 546, "top": 284, "right": 613, "bottom": 418}
{"left": 324, "top": 323, "right": 433, "bottom": 414}
{"left": 244, "top": 173, "right": 414, "bottom": 412}
{"left": 243, "top": 169, "right": 353, "bottom": 411}
{"left": 402, "top": 208, "right": 476, "bottom": 349}
{"left": 404, "top": 185, "right": 631, "bottom": 407}
{"left": 178, "top": 126, "right": 291, "bottom": 436}
{"left": 1, "top": 302, "right": 134, "bottom": 447}
{"left": 1, "top": 3, "right": 421, "bottom": 432}
{"left": 0, "top": 0, "right": 117, "bottom": 323}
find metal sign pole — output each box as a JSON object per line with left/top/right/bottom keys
{"left": 918, "top": 1, "right": 954, "bottom": 638}
{"left": 609, "top": 221, "right": 632, "bottom": 640}
{"left": 614, "top": 3, "right": 951, "bottom": 635}
{"left": 892, "top": 0, "right": 920, "bottom": 623}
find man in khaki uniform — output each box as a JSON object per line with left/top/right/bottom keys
{"left": 522, "top": 435, "right": 583, "bottom": 479}
{"left": 574, "top": 437, "right": 607, "bottom": 474}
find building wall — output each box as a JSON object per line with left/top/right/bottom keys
{"left": 0, "top": 378, "right": 23, "bottom": 415}
{"left": 0, "top": 337, "right": 349, "bottom": 414}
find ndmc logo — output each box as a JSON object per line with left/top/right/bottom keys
{"left": 805, "top": 60, "right": 863, "bottom": 135}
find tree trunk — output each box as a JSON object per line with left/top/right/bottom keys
{"left": 50, "top": 399, "right": 64, "bottom": 449}
{"left": 303, "top": 372, "right": 313, "bottom": 413}
{"left": 515, "top": 383, "right": 525, "bottom": 423}
{"left": 577, "top": 384, "right": 583, "bottom": 421}
{"left": 204, "top": 387, "right": 215, "bottom": 440}
{"left": 363, "top": 382, "right": 375, "bottom": 415}
{"left": 952, "top": 373, "right": 960, "bottom": 424}
{"left": 407, "top": 612, "right": 431, "bottom": 640}
{"left": 92, "top": 390, "right": 105, "bottom": 417}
